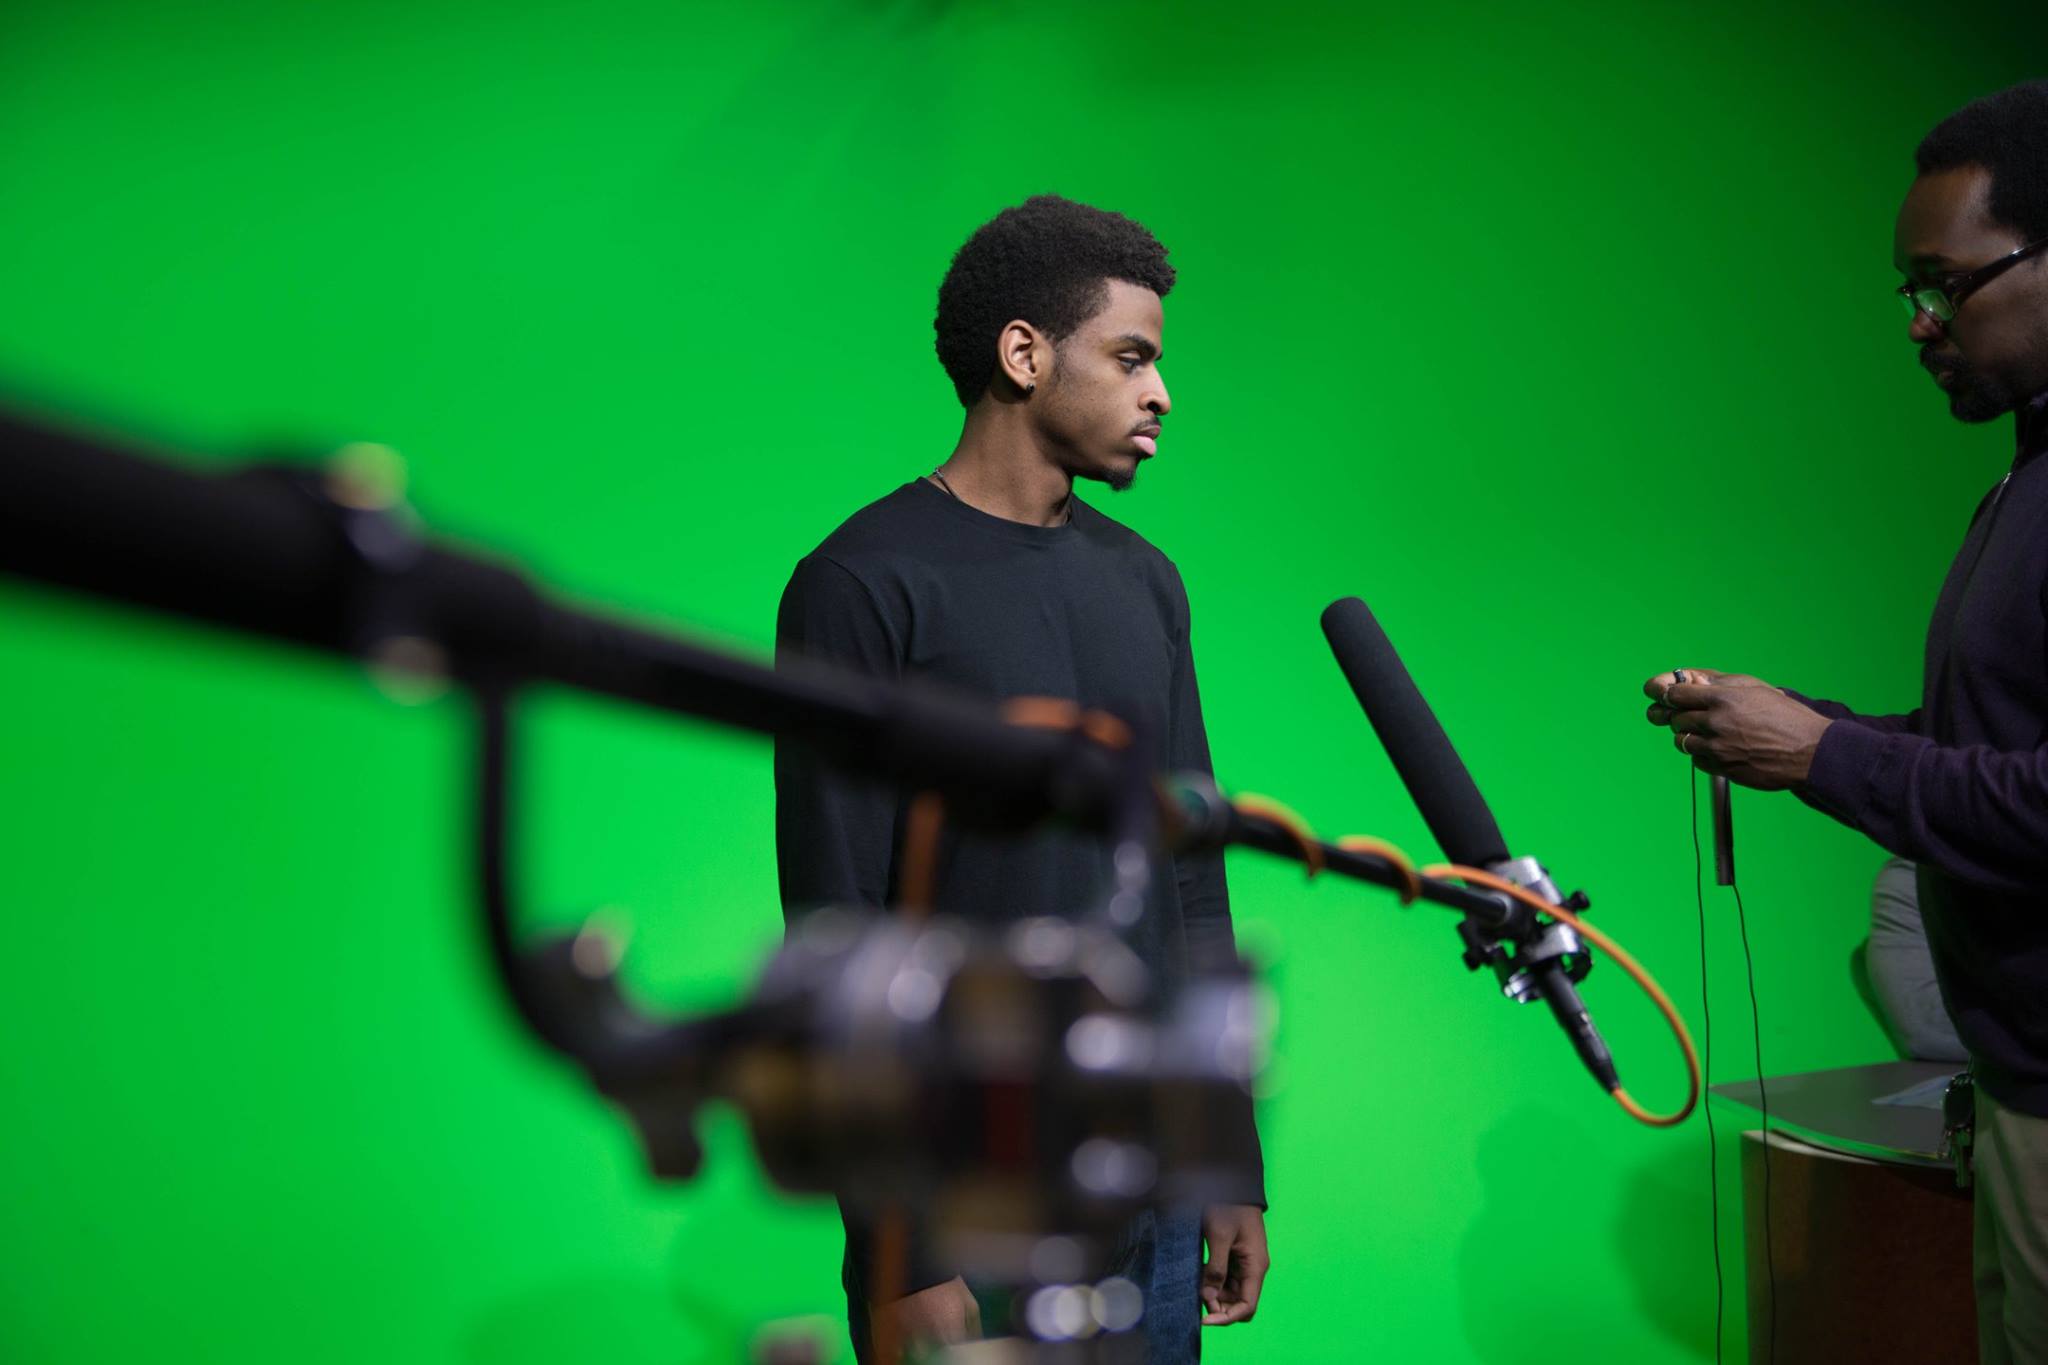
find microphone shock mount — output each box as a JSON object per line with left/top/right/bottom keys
{"left": 1455, "top": 855, "right": 1593, "bottom": 1004}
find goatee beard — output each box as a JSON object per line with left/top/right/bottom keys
{"left": 1928, "top": 347, "right": 2021, "bottom": 423}
{"left": 1949, "top": 368, "right": 2017, "bottom": 423}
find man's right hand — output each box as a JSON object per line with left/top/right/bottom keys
{"left": 1643, "top": 667, "right": 1830, "bottom": 789}
{"left": 873, "top": 1276, "right": 981, "bottom": 1354}
{"left": 1642, "top": 667, "right": 1771, "bottom": 725}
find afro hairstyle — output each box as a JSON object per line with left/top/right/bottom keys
{"left": 934, "top": 194, "right": 1174, "bottom": 408}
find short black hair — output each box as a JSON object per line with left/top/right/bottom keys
{"left": 934, "top": 194, "right": 1175, "bottom": 408}
{"left": 1916, "top": 80, "right": 2048, "bottom": 241}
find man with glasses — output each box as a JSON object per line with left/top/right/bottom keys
{"left": 1642, "top": 81, "right": 2048, "bottom": 1364}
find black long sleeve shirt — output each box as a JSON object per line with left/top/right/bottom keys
{"left": 773, "top": 477, "right": 1263, "bottom": 1293}
{"left": 1797, "top": 393, "right": 2048, "bottom": 1115}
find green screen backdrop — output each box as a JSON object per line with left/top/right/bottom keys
{"left": 4, "top": 3, "right": 2042, "bottom": 1360}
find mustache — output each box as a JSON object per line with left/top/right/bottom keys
{"left": 1921, "top": 347, "right": 1967, "bottom": 376}
{"left": 1130, "top": 418, "right": 1162, "bottom": 437}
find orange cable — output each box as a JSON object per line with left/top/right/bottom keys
{"left": 1000, "top": 695, "right": 1133, "bottom": 750}
{"left": 1216, "top": 790, "right": 1696, "bottom": 1127}
{"left": 1231, "top": 795, "right": 1326, "bottom": 876}
{"left": 870, "top": 1204, "right": 909, "bottom": 1365}
{"left": 1079, "top": 709, "right": 1134, "bottom": 750}
{"left": 897, "top": 698, "right": 1134, "bottom": 923}
{"left": 1335, "top": 835, "right": 1425, "bottom": 905}
{"left": 1423, "top": 862, "right": 1701, "bottom": 1127}
{"left": 898, "top": 698, "right": 1699, "bottom": 1128}
{"left": 1000, "top": 695, "right": 1086, "bottom": 731}
{"left": 898, "top": 792, "right": 945, "bottom": 919}
{"left": 879, "top": 700, "right": 1140, "bottom": 1359}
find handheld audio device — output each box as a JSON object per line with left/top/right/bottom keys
{"left": 1712, "top": 775, "right": 1735, "bottom": 886}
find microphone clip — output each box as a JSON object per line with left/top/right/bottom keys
{"left": 1455, "top": 855, "right": 1593, "bottom": 1003}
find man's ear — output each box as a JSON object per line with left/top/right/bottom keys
{"left": 995, "top": 319, "right": 1049, "bottom": 396}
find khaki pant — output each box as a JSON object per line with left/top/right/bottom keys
{"left": 1976, "top": 1093, "right": 2048, "bottom": 1365}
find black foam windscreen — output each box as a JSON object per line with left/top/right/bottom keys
{"left": 1320, "top": 596, "right": 1510, "bottom": 867}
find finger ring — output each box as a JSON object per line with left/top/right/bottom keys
{"left": 1680, "top": 732, "right": 1694, "bottom": 755}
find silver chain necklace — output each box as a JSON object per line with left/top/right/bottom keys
{"left": 928, "top": 468, "right": 1072, "bottom": 525}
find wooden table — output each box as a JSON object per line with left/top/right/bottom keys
{"left": 1711, "top": 1061, "right": 1976, "bottom": 1364}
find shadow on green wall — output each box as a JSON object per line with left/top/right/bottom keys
{"left": 1456, "top": 1107, "right": 1719, "bottom": 1363}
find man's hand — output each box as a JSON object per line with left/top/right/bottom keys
{"left": 1200, "top": 1204, "right": 1269, "bottom": 1327}
{"left": 1642, "top": 668, "right": 1832, "bottom": 790}
{"left": 872, "top": 1276, "right": 980, "bottom": 1353}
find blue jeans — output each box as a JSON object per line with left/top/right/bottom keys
{"left": 849, "top": 1206, "right": 1205, "bottom": 1363}
{"left": 1106, "top": 1204, "right": 1204, "bottom": 1364}
{"left": 975, "top": 1206, "right": 1204, "bottom": 1363}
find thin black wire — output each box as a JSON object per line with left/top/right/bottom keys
{"left": 1691, "top": 771, "right": 1722, "bottom": 1364}
{"left": 1732, "top": 880, "right": 1775, "bottom": 1364}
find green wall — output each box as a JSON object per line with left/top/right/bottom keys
{"left": 3, "top": 3, "right": 2040, "bottom": 1360}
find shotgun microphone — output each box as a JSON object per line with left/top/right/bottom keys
{"left": 1320, "top": 596, "right": 1619, "bottom": 1092}
{"left": 1317, "top": 599, "right": 1508, "bottom": 868}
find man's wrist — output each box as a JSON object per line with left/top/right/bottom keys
{"left": 1794, "top": 717, "right": 1835, "bottom": 786}
{"left": 1797, "top": 714, "right": 1867, "bottom": 807}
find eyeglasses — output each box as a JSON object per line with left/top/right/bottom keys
{"left": 1898, "top": 236, "right": 2048, "bottom": 324}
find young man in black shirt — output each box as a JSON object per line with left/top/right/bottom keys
{"left": 775, "top": 195, "right": 1268, "bottom": 1361}
{"left": 1646, "top": 83, "right": 2048, "bottom": 1362}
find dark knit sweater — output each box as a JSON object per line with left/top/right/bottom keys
{"left": 1799, "top": 393, "right": 2048, "bottom": 1115}
{"left": 773, "top": 477, "right": 1263, "bottom": 1294}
